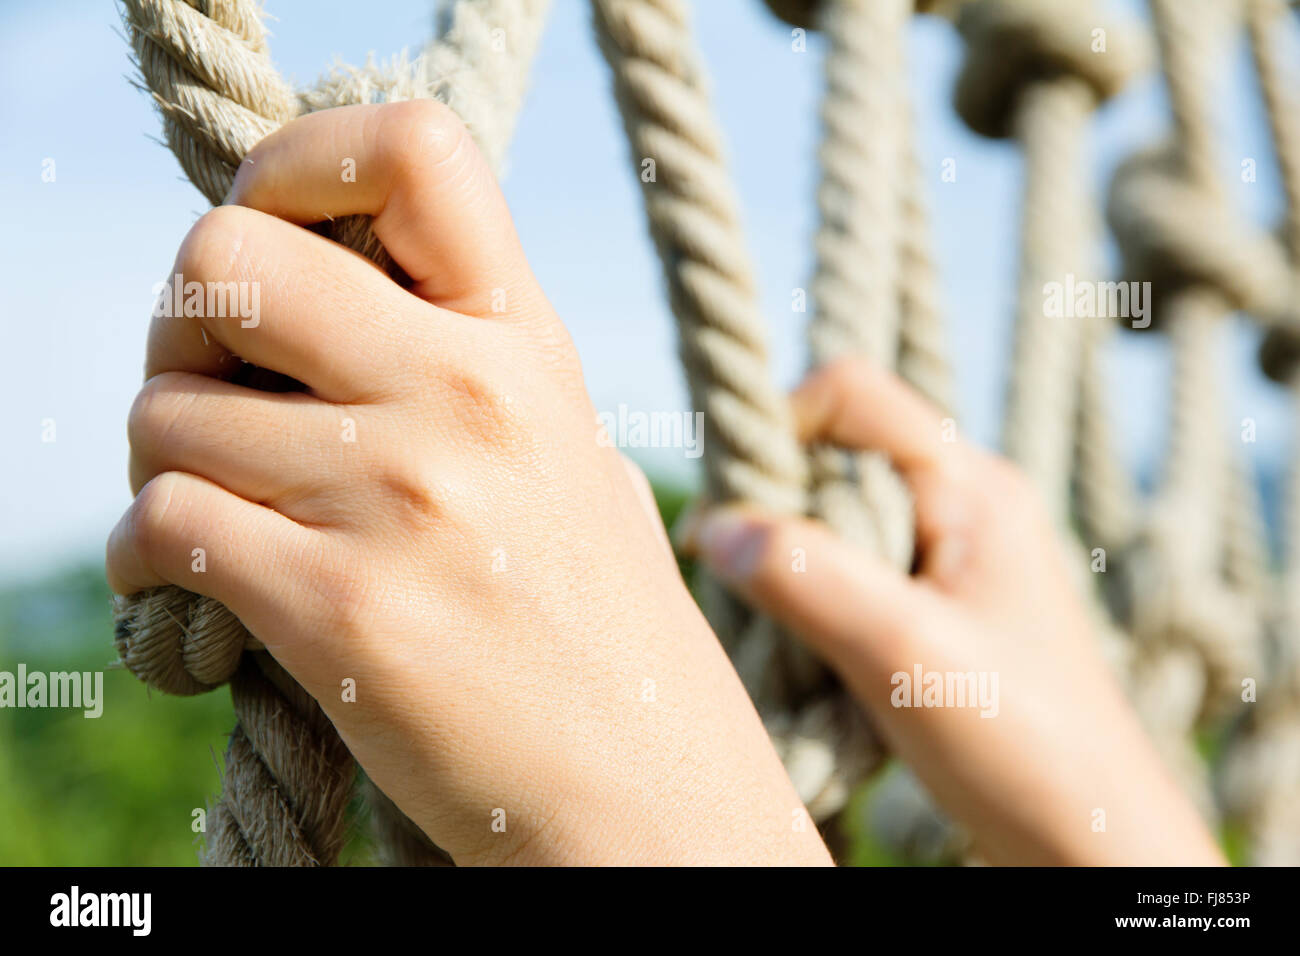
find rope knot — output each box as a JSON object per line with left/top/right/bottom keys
{"left": 113, "top": 588, "right": 255, "bottom": 696}
{"left": 954, "top": 0, "right": 1143, "bottom": 139}
{"left": 1107, "top": 147, "right": 1292, "bottom": 329}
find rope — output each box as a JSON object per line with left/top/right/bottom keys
{"left": 592, "top": 0, "right": 891, "bottom": 826}
{"left": 1072, "top": 320, "right": 1138, "bottom": 566}
{"left": 806, "top": 0, "right": 914, "bottom": 572}
{"left": 1105, "top": 0, "right": 1278, "bottom": 818}
{"left": 801, "top": 0, "right": 948, "bottom": 848}
{"left": 110, "top": 0, "right": 1300, "bottom": 867}
{"left": 1219, "top": 0, "right": 1300, "bottom": 866}
{"left": 896, "top": 98, "right": 954, "bottom": 417}
{"left": 1220, "top": 367, "right": 1300, "bottom": 864}
{"left": 953, "top": 0, "right": 1139, "bottom": 524}
{"left": 1001, "top": 79, "right": 1095, "bottom": 524}
{"left": 590, "top": 0, "right": 807, "bottom": 515}
{"left": 117, "top": 0, "right": 550, "bottom": 866}
{"left": 868, "top": 0, "right": 1145, "bottom": 865}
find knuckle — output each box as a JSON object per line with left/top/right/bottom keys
{"left": 379, "top": 99, "right": 473, "bottom": 175}
{"left": 308, "top": 548, "right": 375, "bottom": 638}
{"left": 374, "top": 455, "right": 446, "bottom": 532}
{"left": 510, "top": 318, "right": 583, "bottom": 380}
{"left": 127, "top": 373, "right": 191, "bottom": 455}
{"left": 175, "top": 205, "right": 254, "bottom": 285}
{"left": 440, "top": 367, "right": 530, "bottom": 450}
{"left": 130, "top": 471, "right": 188, "bottom": 561}
{"left": 819, "top": 356, "right": 870, "bottom": 394}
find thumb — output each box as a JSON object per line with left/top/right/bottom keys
{"left": 679, "top": 506, "right": 931, "bottom": 685}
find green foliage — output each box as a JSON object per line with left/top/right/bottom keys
{"left": 0, "top": 565, "right": 235, "bottom": 864}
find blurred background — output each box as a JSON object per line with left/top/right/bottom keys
{"left": 0, "top": 0, "right": 1291, "bottom": 864}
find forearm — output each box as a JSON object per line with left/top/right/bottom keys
{"left": 447, "top": 614, "right": 833, "bottom": 866}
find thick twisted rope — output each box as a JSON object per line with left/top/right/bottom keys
{"left": 755, "top": 0, "right": 959, "bottom": 832}
{"left": 1217, "top": 0, "right": 1284, "bottom": 615}
{"left": 590, "top": 0, "right": 807, "bottom": 514}
{"left": 1221, "top": 367, "right": 1300, "bottom": 864}
{"left": 125, "top": 0, "right": 298, "bottom": 206}
{"left": 1249, "top": 0, "right": 1300, "bottom": 258}
{"left": 1001, "top": 79, "right": 1096, "bottom": 524}
{"left": 117, "top": 0, "right": 549, "bottom": 866}
{"left": 806, "top": 0, "right": 915, "bottom": 573}
{"left": 1105, "top": 0, "right": 1277, "bottom": 818}
{"left": 896, "top": 98, "right": 955, "bottom": 417}
{"left": 952, "top": 0, "right": 1139, "bottom": 526}
{"left": 796, "top": 0, "right": 916, "bottom": 829}
{"left": 1072, "top": 322, "right": 1138, "bottom": 568}
{"left": 868, "top": 0, "right": 1143, "bottom": 865}
{"left": 592, "top": 0, "right": 888, "bottom": 826}
{"left": 799, "top": 0, "right": 962, "bottom": 860}
{"left": 883, "top": 0, "right": 1138, "bottom": 863}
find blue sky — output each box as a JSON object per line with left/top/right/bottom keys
{"left": 0, "top": 0, "right": 1293, "bottom": 582}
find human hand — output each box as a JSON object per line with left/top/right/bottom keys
{"left": 106, "top": 101, "right": 831, "bottom": 866}
{"left": 681, "top": 358, "right": 1226, "bottom": 866}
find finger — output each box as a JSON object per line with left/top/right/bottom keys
{"left": 792, "top": 357, "right": 977, "bottom": 556}
{"left": 106, "top": 471, "right": 317, "bottom": 621}
{"left": 791, "top": 357, "right": 964, "bottom": 472}
{"left": 126, "top": 371, "right": 358, "bottom": 516}
{"left": 228, "top": 101, "right": 540, "bottom": 317}
{"left": 679, "top": 505, "right": 936, "bottom": 686}
{"left": 145, "top": 204, "right": 458, "bottom": 402}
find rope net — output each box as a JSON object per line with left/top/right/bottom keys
{"left": 116, "top": 0, "right": 1300, "bottom": 865}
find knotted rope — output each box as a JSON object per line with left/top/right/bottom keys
{"left": 116, "top": 0, "right": 550, "bottom": 866}
{"left": 114, "top": 0, "right": 1300, "bottom": 868}
{"left": 866, "top": 0, "right": 1144, "bottom": 864}
{"left": 1225, "top": 347, "right": 1300, "bottom": 864}
{"left": 1106, "top": 0, "right": 1282, "bottom": 818}
{"left": 954, "top": 0, "right": 1140, "bottom": 526}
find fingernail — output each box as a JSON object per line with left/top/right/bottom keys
{"left": 695, "top": 510, "right": 767, "bottom": 581}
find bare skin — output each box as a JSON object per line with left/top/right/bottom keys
{"left": 108, "top": 100, "right": 1221, "bottom": 866}
{"left": 108, "top": 101, "right": 828, "bottom": 867}
{"left": 680, "top": 359, "right": 1226, "bottom": 866}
